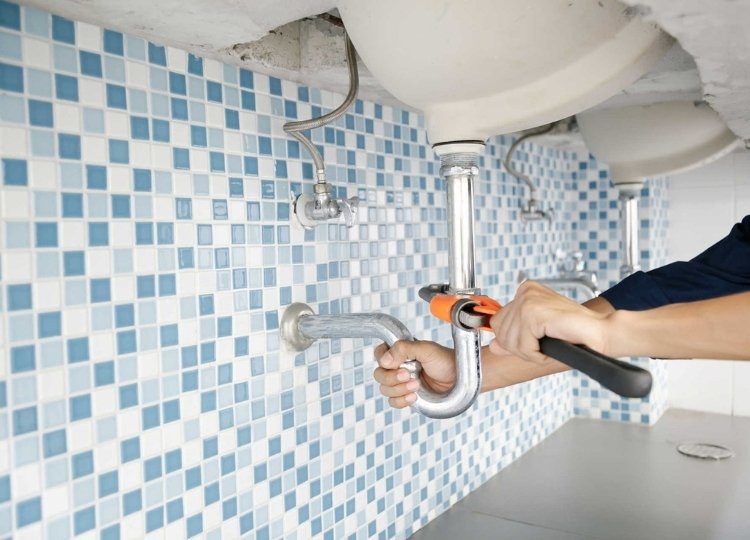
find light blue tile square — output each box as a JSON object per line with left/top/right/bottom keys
{"left": 193, "top": 173, "right": 208, "bottom": 194}
{"left": 99, "top": 505, "right": 119, "bottom": 531}
{"left": 15, "top": 436, "right": 40, "bottom": 466}
{"left": 140, "top": 327, "right": 158, "bottom": 351}
{"left": 189, "top": 100, "right": 205, "bottom": 122}
{"left": 0, "top": 93, "right": 24, "bottom": 122}
{"left": 60, "top": 162, "right": 82, "bottom": 188}
{"left": 96, "top": 417, "right": 117, "bottom": 442}
{"left": 34, "top": 191, "right": 57, "bottom": 217}
{"left": 24, "top": 6, "right": 50, "bottom": 37}
{"left": 150, "top": 66, "right": 168, "bottom": 91}
{"left": 6, "top": 222, "right": 29, "bottom": 248}
{"left": 26, "top": 67, "right": 52, "bottom": 97}
{"left": 42, "top": 400, "right": 67, "bottom": 429}
{"left": 227, "top": 154, "right": 242, "bottom": 174}
{"left": 126, "top": 35, "right": 145, "bottom": 59}
{"left": 9, "top": 314, "right": 34, "bottom": 341}
{"left": 82, "top": 108, "right": 104, "bottom": 133}
{"left": 54, "top": 44, "right": 78, "bottom": 72}
{"left": 12, "top": 376, "right": 36, "bottom": 405}
{"left": 40, "top": 340, "right": 64, "bottom": 368}
{"left": 225, "top": 87, "right": 239, "bottom": 108}
{"left": 31, "top": 129, "right": 55, "bottom": 157}
{"left": 45, "top": 457, "right": 69, "bottom": 488}
{"left": 128, "top": 88, "right": 148, "bottom": 114}
{"left": 113, "top": 249, "right": 133, "bottom": 273}
{"left": 91, "top": 305, "right": 112, "bottom": 331}
{"left": 152, "top": 92, "right": 169, "bottom": 118}
{"left": 69, "top": 365, "right": 90, "bottom": 392}
{"left": 134, "top": 196, "right": 152, "bottom": 218}
{"left": 65, "top": 280, "right": 87, "bottom": 306}
{"left": 157, "top": 248, "right": 175, "bottom": 271}
{"left": 188, "top": 76, "right": 204, "bottom": 99}
{"left": 155, "top": 171, "right": 171, "bottom": 193}
{"left": 72, "top": 480, "right": 94, "bottom": 509}
{"left": 104, "top": 55, "right": 125, "bottom": 82}
{"left": 208, "top": 128, "right": 223, "bottom": 148}
{"left": 138, "top": 301, "right": 156, "bottom": 324}
{"left": 87, "top": 193, "right": 107, "bottom": 218}
{"left": 0, "top": 506, "right": 10, "bottom": 535}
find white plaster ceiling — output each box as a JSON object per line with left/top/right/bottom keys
{"left": 21, "top": 0, "right": 750, "bottom": 143}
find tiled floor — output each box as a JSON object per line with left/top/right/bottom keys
{"left": 412, "top": 409, "right": 750, "bottom": 540}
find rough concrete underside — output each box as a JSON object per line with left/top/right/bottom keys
{"left": 21, "top": 0, "right": 750, "bottom": 140}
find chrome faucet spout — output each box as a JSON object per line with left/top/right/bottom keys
{"left": 517, "top": 271, "right": 601, "bottom": 300}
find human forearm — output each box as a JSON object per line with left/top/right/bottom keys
{"left": 604, "top": 291, "right": 750, "bottom": 360}
{"left": 480, "top": 346, "right": 569, "bottom": 392}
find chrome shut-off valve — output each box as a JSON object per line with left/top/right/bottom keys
{"left": 293, "top": 181, "right": 360, "bottom": 229}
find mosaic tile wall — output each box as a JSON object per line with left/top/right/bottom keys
{"left": 0, "top": 2, "right": 668, "bottom": 539}
{"left": 570, "top": 156, "right": 670, "bottom": 424}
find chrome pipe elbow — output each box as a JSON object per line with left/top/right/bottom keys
{"left": 280, "top": 304, "right": 482, "bottom": 419}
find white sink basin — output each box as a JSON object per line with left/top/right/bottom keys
{"left": 578, "top": 101, "right": 739, "bottom": 186}
{"left": 338, "top": 0, "right": 673, "bottom": 146}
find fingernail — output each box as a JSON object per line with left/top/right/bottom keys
{"left": 405, "top": 393, "right": 417, "bottom": 403}
{"left": 407, "top": 380, "right": 420, "bottom": 391}
{"left": 380, "top": 352, "right": 393, "bottom": 367}
{"left": 397, "top": 370, "right": 410, "bottom": 382}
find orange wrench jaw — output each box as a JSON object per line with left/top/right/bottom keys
{"left": 427, "top": 294, "right": 460, "bottom": 325}
{"left": 419, "top": 284, "right": 502, "bottom": 331}
{"left": 427, "top": 294, "right": 502, "bottom": 332}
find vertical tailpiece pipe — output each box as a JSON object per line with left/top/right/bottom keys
{"left": 618, "top": 185, "right": 641, "bottom": 279}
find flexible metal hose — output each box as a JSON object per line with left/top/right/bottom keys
{"left": 503, "top": 122, "right": 557, "bottom": 198}
{"left": 283, "top": 34, "right": 359, "bottom": 175}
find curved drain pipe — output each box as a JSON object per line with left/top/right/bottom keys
{"left": 281, "top": 148, "right": 484, "bottom": 419}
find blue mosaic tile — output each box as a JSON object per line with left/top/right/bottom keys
{"left": 0, "top": 3, "right": 671, "bottom": 539}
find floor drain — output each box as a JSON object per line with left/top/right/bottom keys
{"left": 677, "top": 442, "right": 735, "bottom": 460}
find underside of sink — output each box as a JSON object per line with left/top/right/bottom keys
{"left": 338, "top": 0, "right": 673, "bottom": 144}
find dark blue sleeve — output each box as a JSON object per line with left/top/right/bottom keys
{"left": 601, "top": 215, "right": 750, "bottom": 311}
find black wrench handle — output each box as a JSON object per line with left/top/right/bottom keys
{"left": 540, "top": 337, "right": 652, "bottom": 398}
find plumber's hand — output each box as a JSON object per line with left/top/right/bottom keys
{"left": 489, "top": 280, "right": 609, "bottom": 364}
{"left": 373, "top": 340, "right": 455, "bottom": 409}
